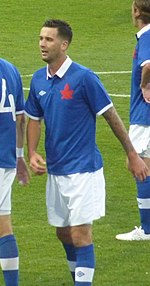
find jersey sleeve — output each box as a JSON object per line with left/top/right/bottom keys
{"left": 138, "top": 33, "right": 150, "bottom": 66}
{"left": 82, "top": 70, "right": 113, "bottom": 115}
{"left": 25, "top": 77, "right": 44, "bottom": 120}
{"left": 13, "top": 66, "right": 25, "bottom": 114}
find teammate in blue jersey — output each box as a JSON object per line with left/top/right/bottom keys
{"left": 0, "top": 58, "right": 30, "bottom": 286}
{"left": 116, "top": 0, "right": 150, "bottom": 241}
{"left": 25, "top": 19, "right": 148, "bottom": 285}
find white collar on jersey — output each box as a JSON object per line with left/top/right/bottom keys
{"left": 46, "top": 56, "right": 72, "bottom": 79}
{"left": 136, "top": 23, "right": 150, "bottom": 39}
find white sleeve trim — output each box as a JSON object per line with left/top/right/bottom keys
{"left": 141, "top": 60, "right": 150, "bottom": 67}
{"left": 96, "top": 102, "right": 113, "bottom": 116}
{"left": 16, "top": 110, "right": 24, "bottom": 115}
{"left": 24, "top": 111, "right": 43, "bottom": 120}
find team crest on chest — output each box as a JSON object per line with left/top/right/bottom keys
{"left": 133, "top": 49, "right": 137, "bottom": 59}
{"left": 60, "top": 83, "right": 74, "bottom": 100}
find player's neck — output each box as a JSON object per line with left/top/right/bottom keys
{"left": 48, "top": 55, "right": 67, "bottom": 76}
{"left": 137, "top": 20, "right": 149, "bottom": 31}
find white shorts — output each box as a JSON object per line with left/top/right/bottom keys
{"left": 0, "top": 168, "right": 16, "bottom": 215}
{"left": 46, "top": 168, "right": 105, "bottom": 227}
{"left": 129, "top": 125, "right": 150, "bottom": 158}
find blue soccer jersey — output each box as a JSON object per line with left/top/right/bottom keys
{"left": 0, "top": 59, "right": 25, "bottom": 168}
{"left": 130, "top": 25, "right": 150, "bottom": 125}
{"left": 25, "top": 57, "right": 113, "bottom": 175}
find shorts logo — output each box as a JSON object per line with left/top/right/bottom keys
{"left": 60, "top": 83, "right": 74, "bottom": 100}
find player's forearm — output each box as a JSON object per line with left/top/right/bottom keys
{"left": 16, "top": 113, "right": 26, "bottom": 148}
{"left": 102, "top": 106, "right": 135, "bottom": 156}
{"left": 27, "top": 118, "right": 41, "bottom": 159}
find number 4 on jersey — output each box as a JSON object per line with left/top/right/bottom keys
{"left": 0, "top": 78, "right": 16, "bottom": 121}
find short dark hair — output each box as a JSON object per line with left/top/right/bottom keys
{"left": 42, "top": 19, "right": 73, "bottom": 44}
{"left": 134, "top": 0, "right": 150, "bottom": 23}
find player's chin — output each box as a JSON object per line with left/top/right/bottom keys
{"left": 41, "top": 52, "right": 49, "bottom": 60}
{"left": 41, "top": 56, "right": 48, "bottom": 62}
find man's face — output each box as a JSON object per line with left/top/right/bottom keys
{"left": 39, "top": 27, "right": 66, "bottom": 64}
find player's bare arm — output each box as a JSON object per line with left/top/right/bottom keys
{"left": 16, "top": 114, "right": 30, "bottom": 185}
{"left": 102, "top": 106, "right": 135, "bottom": 154}
{"left": 103, "top": 106, "right": 148, "bottom": 181}
{"left": 140, "top": 63, "right": 150, "bottom": 103}
{"left": 27, "top": 118, "right": 47, "bottom": 175}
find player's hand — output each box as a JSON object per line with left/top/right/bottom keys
{"left": 29, "top": 152, "right": 47, "bottom": 175}
{"left": 127, "top": 152, "right": 148, "bottom": 181}
{"left": 142, "top": 84, "right": 150, "bottom": 103}
{"left": 16, "top": 157, "right": 30, "bottom": 185}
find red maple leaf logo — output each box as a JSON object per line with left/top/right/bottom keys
{"left": 133, "top": 49, "right": 136, "bottom": 59}
{"left": 60, "top": 83, "right": 74, "bottom": 99}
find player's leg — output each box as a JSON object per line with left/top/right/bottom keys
{"left": 116, "top": 126, "right": 150, "bottom": 240}
{"left": 116, "top": 166, "right": 150, "bottom": 241}
{"left": 137, "top": 157, "right": 150, "bottom": 234}
{"left": 57, "top": 224, "right": 95, "bottom": 286}
{"left": 0, "top": 168, "right": 19, "bottom": 286}
{"left": 46, "top": 169, "right": 105, "bottom": 285}
{"left": 62, "top": 241, "right": 76, "bottom": 282}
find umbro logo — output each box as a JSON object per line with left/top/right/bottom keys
{"left": 39, "top": 90, "right": 46, "bottom": 96}
{"left": 77, "top": 271, "right": 85, "bottom": 277}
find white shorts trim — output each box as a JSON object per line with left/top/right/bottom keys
{"left": 0, "top": 168, "right": 16, "bottom": 215}
{"left": 46, "top": 168, "right": 105, "bottom": 227}
{"left": 129, "top": 125, "right": 150, "bottom": 158}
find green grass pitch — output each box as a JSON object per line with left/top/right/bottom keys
{"left": 0, "top": 0, "right": 150, "bottom": 285}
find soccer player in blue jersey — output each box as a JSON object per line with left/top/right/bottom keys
{"left": 0, "top": 58, "right": 30, "bottom": 286}
{"left": 116, "top": 0, "right": 150, "bottom": 241}
{"left": 25, "top": 19, "right": 148, "bottom": 285}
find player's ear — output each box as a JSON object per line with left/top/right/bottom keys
{"left": 61, "top": 40, "right": 69, "bottom": 51}
{"left": 133, "top": 3, "right": 140, "bottom": 18}
{"left": 135, "top": 7, "right": 140, "bottom": 17}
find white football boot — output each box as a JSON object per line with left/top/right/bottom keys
{"left": 116, "top": 226, "right": 150, "bottom": 241}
